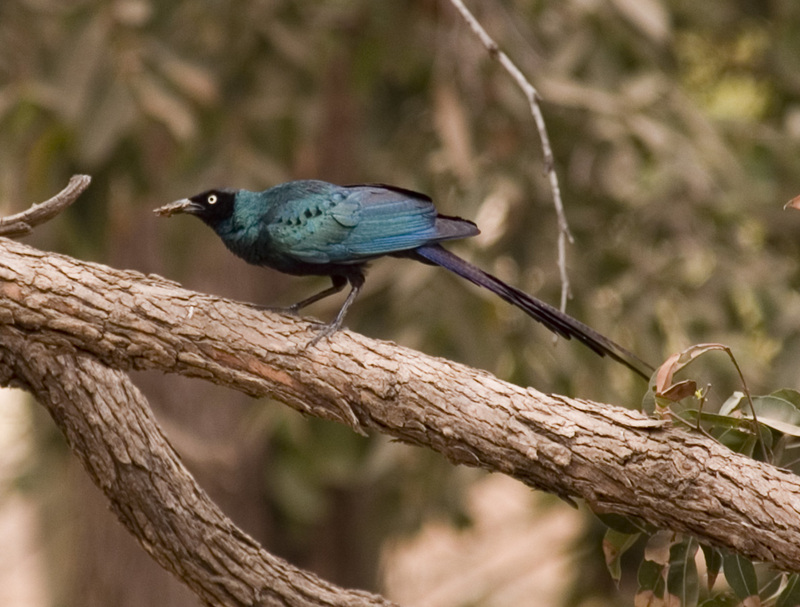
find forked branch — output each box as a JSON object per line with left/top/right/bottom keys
{"left": 1, "top": 178, "right": 800, "bottom": 607}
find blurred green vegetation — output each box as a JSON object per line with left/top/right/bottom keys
{"left": 2, "top": 0, "right": 800, "bottom": 605}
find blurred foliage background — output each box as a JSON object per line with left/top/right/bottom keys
{"left": 1, "top": 0, "right": 800, "bottom": 605}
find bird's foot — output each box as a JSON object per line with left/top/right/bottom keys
{"left": 303, "top": 320, "right": 342, "bottom": 349}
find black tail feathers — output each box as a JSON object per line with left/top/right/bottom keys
{"left": 411, "top": 244, "right": 653, "bottom": 380}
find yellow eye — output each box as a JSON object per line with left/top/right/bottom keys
{"left": 208, "top": 194, "right": 218, "bottom": 205}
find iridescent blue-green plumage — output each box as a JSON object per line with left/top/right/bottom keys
{"left": 210, "top": 181, "right": 476, "bottom": 273}
{"left": 155, "top": 179, "right": 651, "bottom": 379}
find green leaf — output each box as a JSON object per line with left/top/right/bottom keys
{"left": 742, "top": 395, "right": 800, "bottom": 438}
{"left": 770, "top": 389, "right": 800, "bottom": 409}
{"left": 637, "top": 557, "right": 666, "bottom": 597}
{"left": 777, "top": 442, "right": 800, "bottom": 474}
{"left": 680, "top": 409, "right": 755, "bottom": 430}
{"left": 667, "top": 537, "right": 699, "bottom": 607}
{"left": 720, "top": 392, "right": 746, "bottom": 416}
{"left": 715, "top": 427, "right": 756, "bottom": 457}
{"left": 635, "top": 532, "right": 677, "bottom": 604}
{"left": 776, "top": 574, "right": 800, "bottom": 607}
{"left": 722, "top": 553, "right": 759, "bottom": 604}
{"left": 603, "top": 528, "right": 640, "bottom": 584}
{"left": 760, "top": 572, "right": 784, "bottom": 602}
{"left": 596, "top": 512, "right": 653, "bottom": 535}
{"left": 701, "top": 544, "right": 723, "bottom": 589}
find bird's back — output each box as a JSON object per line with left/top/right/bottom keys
{"left": 232, "top": 181, "right": 479, "bottom": 272}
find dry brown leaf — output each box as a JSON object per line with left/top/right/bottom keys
{"left": 654, "top": 343, "right": 728, "bottom": 397}
{"left": 784, "top": 194, "right": 800, "bottom": 210}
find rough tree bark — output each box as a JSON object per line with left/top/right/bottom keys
{"left": 1, "top": 178, "right": 799, "bottom": 605}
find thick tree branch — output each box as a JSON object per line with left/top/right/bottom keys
{"left": 1, "top": 235, "right": 800, "bottom": 575}
{"left": 0, "top": 329, "right": 394, "bottom": 607}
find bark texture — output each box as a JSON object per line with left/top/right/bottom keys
{"left": 1, "top": 235, "right": 800, "bottom": 583}
{"left": 0, "top": 178, "right": 396, "bottom": 606}
{"left": 0, "top": 322, "right": 394, "bottom": 607}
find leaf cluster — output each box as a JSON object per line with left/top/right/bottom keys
{"left": 601, "top": 343, "right": 800, "bottom": 607}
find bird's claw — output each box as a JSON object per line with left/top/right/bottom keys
{"left": 303, "top": 321, "right": 342, "bottom": 349}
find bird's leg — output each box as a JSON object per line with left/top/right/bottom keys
{"left": 305, "top": 273, "right": 365, "bottom": 348}
{"left": 248, "top": 276, "right": 349, "bottom": 315}
{"left": 287, "top": 275, "right": 348, "bottom": 315}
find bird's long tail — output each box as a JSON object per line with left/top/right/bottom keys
{"left": 411, "top": 244, "right": 653, "bottom": 380}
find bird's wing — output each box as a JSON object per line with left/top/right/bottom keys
{"left": 266, "top": 184, "right": 477, "bottom": 263}
{"left": 261, "top": 184, "right": 358, "bottom": 263}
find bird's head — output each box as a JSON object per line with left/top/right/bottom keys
{"left": 154, "top": 189, "right": 236, "bottom": 228}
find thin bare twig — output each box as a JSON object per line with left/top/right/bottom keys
{"left": 0, "top": 174, "right": 91, "bottom": 237}
{"left": 446, "top": 0, "right": 574, "bottom": 317}
{"left": 723, "top": 347, "right": 770, "bottom": 463}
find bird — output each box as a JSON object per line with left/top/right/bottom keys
{"left": 155, "top": 180, "right": 652, "bottom": 379}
